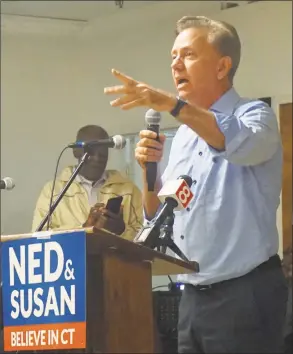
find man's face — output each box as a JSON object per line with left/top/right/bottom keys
{"left": 74, "top": 130, "right": 109, "bottom": 182}
{"left": 171, "top": 27, "right": 229, "bottom": 107}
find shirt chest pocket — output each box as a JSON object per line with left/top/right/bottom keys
{"left": 166, "top": 129, "right": 200, "bottom": 179}
{"left": 184, "top": 140, "right": 222, "bottom": 208}
{"left": 189, "top": 140, "right": 214, "bottom": 184}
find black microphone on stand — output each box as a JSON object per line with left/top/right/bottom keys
{"left": 145, "top": 109, "right": 161, "bottom": 192}
{"left": 134, "top": 175, "right": 194, "bottom": 262}
{"left": 67, "top": 135, "right": 126, "bottom": 149}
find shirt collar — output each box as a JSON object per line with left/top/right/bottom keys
{"left": 76, "top": 171, "right": 107, "bottom": 188}
{"left": 210, "top": 87, "right": 241, "bottom": 115}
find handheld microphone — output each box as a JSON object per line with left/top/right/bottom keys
{"left": 145, "top": 109, "right": 161, "bottom": 192}
{"left": 68, "top": 135, "right": 126, "bottom": 150}
{"left": 0, "top": 177, "right": 15, "bottom": 191}
{"left": 157, "top": 175, "right": 193, "bottom": 211}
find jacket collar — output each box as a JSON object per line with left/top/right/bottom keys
{"left": 59, "top": 166, "right": 131, "bottom": 186}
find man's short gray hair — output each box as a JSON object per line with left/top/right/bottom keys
{"left": 176, "top": 16, "right": 241, "bottom": 83}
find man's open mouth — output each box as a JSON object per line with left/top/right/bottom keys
{"left": 177, "top": 78, "right": 189, "bottom": 87}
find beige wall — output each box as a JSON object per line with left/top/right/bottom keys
{"left": 1, "top": 1, "right": 292, "bottom": 245}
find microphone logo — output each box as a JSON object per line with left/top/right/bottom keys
{"left": 176, "top": 180, "right": 193, "bottom": 208}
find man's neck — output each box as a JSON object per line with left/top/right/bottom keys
{"left": 188, "top": 84, "right": 233, "bottom": 109}
{"left": 77, "top": 171, "right": 106, "bottom": 186}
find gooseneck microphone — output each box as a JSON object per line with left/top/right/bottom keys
{"left": 68, "top": 135, "right": 126, "bottom": 150}
{"left": 145, "top": 109, "right": 161, "bottom": 192}
{"left": 0, "top": 177, "right": 15, "bottom": 191}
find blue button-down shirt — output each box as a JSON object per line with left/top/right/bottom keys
{"left": 160, "top": 87, "right": 282, "bottom": 285}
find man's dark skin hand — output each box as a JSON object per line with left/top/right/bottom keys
{"left": 83, "top": 203, "right": 125, "bottom": 235}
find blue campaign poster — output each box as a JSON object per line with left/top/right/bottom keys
{"left": 1, "top": 230, "right": 87, "bottom": 351}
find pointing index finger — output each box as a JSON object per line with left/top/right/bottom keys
{"left": 111, "top": 69, "right": 137, "bottom": 86}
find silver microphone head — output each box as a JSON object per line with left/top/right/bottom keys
{"left": 2, "top": 177, "right": 15, "bottom": 190}
{"left": 145, "top": 109, "right": 161, "bottom": 125}
{"left": 112, "top": 135, "right": 127, "bottom": 149}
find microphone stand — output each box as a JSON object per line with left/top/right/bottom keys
{"left": 35, "top": 151, "right": 90, "bottom": 232}
{"left": 134, "top": 198, "right": 190, "bottom": 262}
{"left": 157, "top": 213, "right": 189, "bottom": 262}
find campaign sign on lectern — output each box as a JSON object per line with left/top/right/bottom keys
{"left": 1, "top": 230, "right": 86, "bottom": 352}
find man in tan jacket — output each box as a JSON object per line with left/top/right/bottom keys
{"left": 32, "top": 125, "right": 143, "bottom": 240}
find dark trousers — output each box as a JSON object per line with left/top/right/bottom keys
{"left": 178, "top": 256, "right": 288, "bottom": 353}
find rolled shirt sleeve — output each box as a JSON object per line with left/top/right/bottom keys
{"left": 209, "top": 102, "right": 280, "bottom": 166}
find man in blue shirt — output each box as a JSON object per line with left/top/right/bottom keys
{"left": 104, "top": 16, "right": 288, "bottom": 354}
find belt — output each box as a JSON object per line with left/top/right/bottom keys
{"left": 188, "top": 254, "right": 281, "bottom": 291}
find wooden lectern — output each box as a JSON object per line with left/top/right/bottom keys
{"left": 1, "top": 227, "right": 199, "bottom": 354}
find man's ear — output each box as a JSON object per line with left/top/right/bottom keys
{"left": 217, "top": 56, "right": 232, "bottom": 81}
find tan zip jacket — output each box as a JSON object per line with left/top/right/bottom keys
{"left": 32, "top": 166, "right": 143, "bottom": 240}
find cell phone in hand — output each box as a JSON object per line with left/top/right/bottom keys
{"left": 105, "top": 196, "right": 123, "bottom": 214}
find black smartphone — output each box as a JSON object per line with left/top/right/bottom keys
{"left": 105, "top": 196, "right": 123, "bottom": 214}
